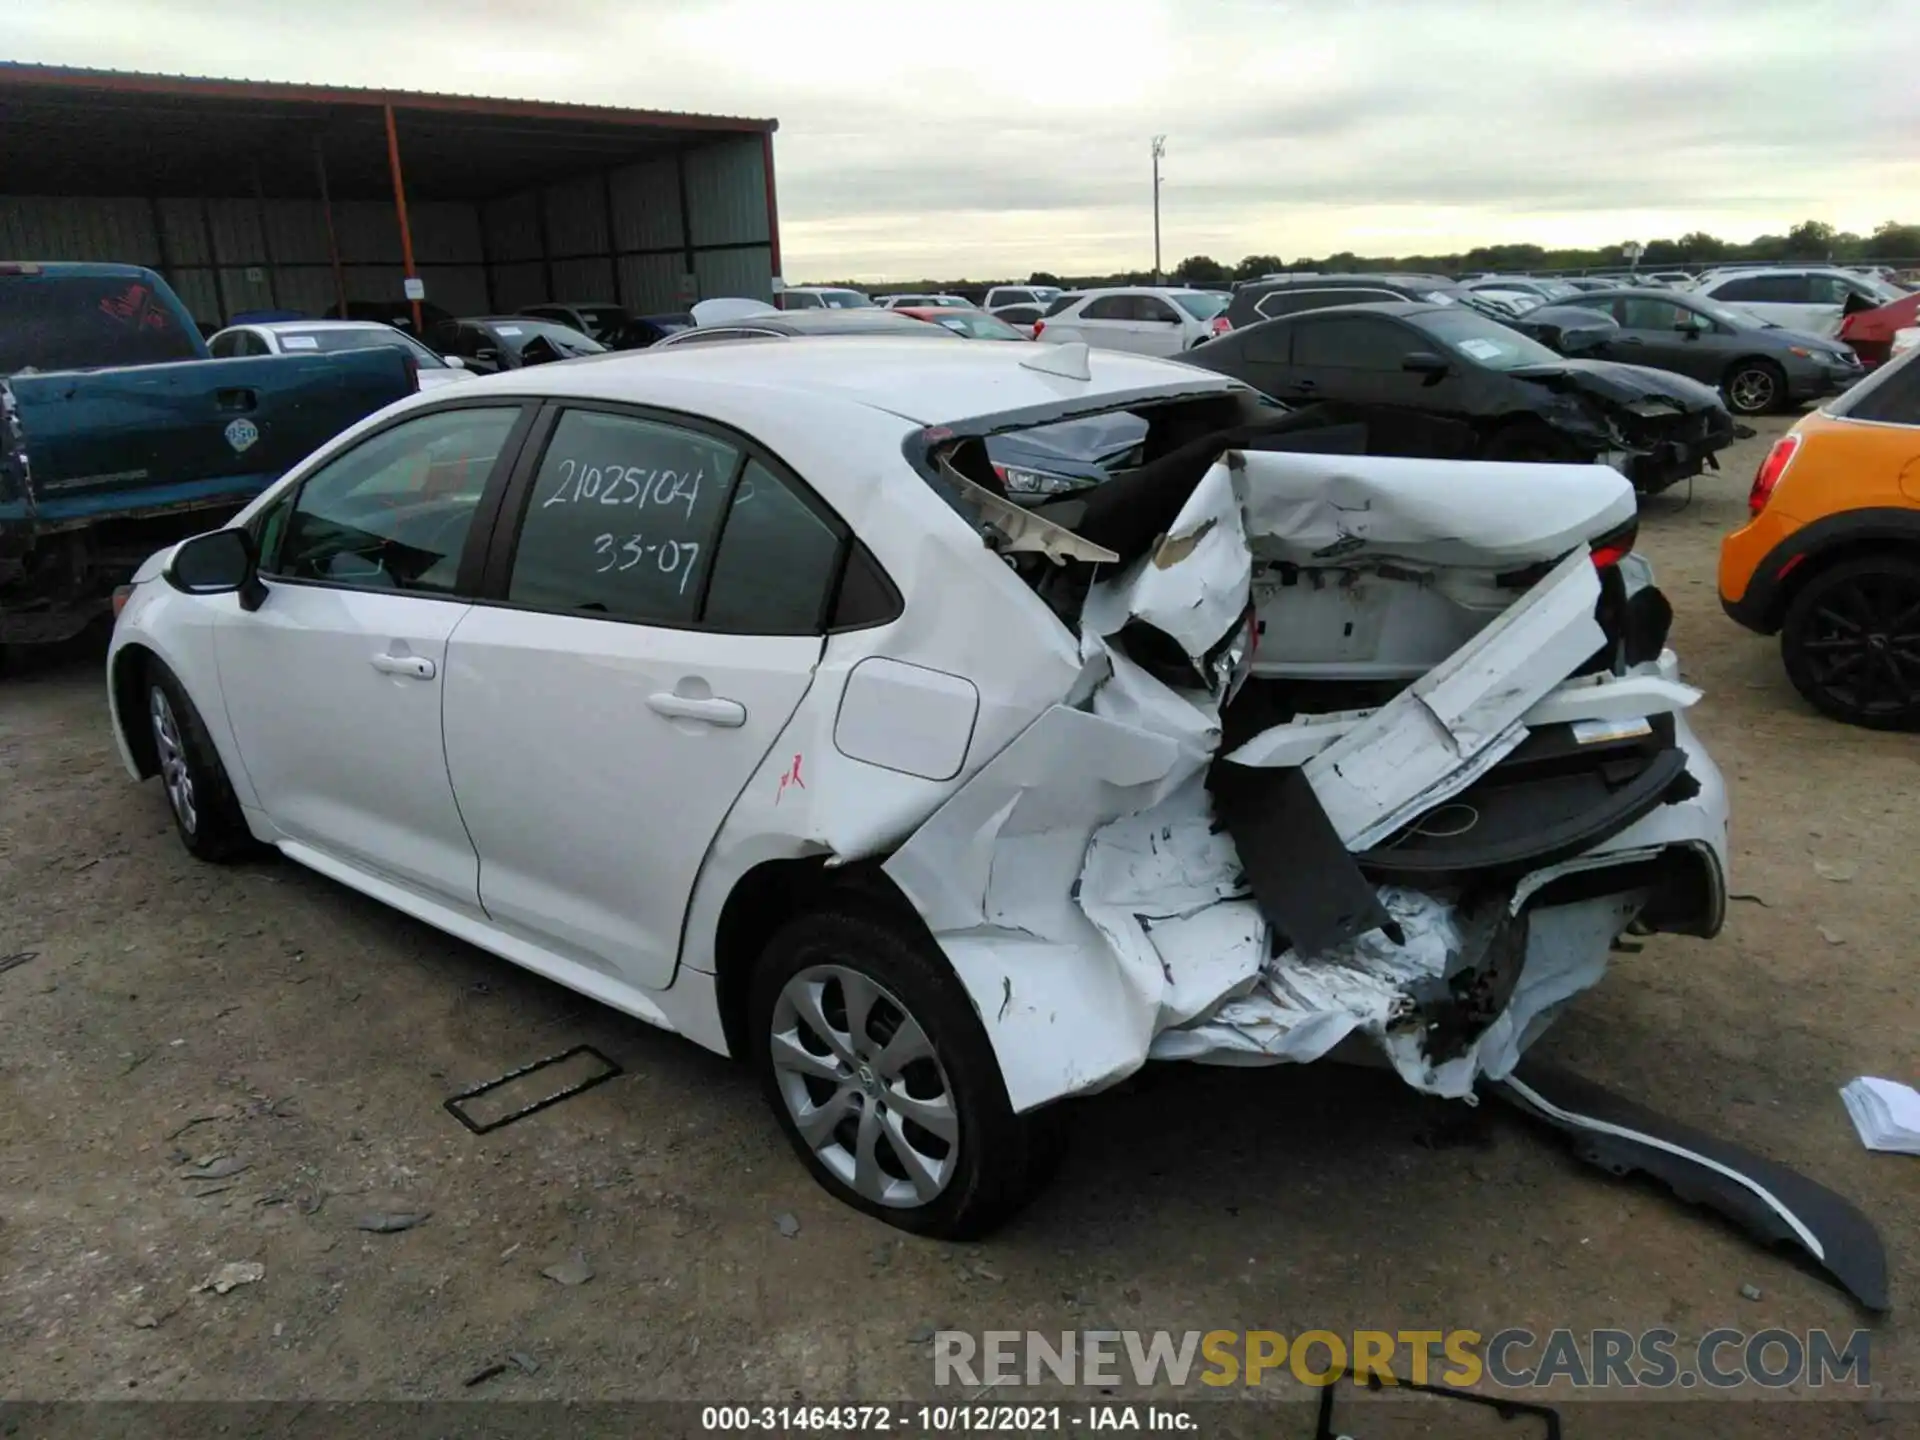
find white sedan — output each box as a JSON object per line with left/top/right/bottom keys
{"left": 108, "top": 339, "right": 1728, "bottom": 1235}
{"left": 207, "top": 320, "right": 477, "bottom": 390}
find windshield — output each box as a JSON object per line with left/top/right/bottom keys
{"left": 1174, "top": 292, "right": 1230, "bottom": 320}
{"left": 276, "top": 327, "right": 447, "bottom": 366}
{"left": 488, "top": 320, "right": 606, "bottom": 356}
{"left": 0, "top": 273, "right": 202, "bottom": 373}
{"left": 1409, "top": 309, "right": 1563, "bottom": 370}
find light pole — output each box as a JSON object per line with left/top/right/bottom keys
{"left": 1151, "top": 135, "right": 1166, "bottom": 282}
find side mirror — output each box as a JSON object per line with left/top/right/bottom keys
{"left": 1402, "top": 350, "right": 1451, "bottom": 377}
{"left": 442, "top": 355, "right": 468, "bottom": 370}
{"left": 468, "top": 349, "right": 502, "bottom": 373}
{"left": 166, "top": 528, "right": 264, "bottom": 610}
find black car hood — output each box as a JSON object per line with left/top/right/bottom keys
{"left": 1507, "top": 357, "right": 1724, "bottom": 411}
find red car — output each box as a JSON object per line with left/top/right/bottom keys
{"left": 1839, "top": 290, "right": 1920, "bottom": 368}
{"left": 893, "top": 306, "right": 1031, "bottom": 341}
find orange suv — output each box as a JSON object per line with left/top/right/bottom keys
{"left": 1719, "top": 345, "right": 1920, "bottom": 728}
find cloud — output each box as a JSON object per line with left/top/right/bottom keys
{"left": 2, "top": 0, "right": 1915, "bottom": 278}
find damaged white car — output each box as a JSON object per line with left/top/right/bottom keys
{"left": 107, "top": 337, "right": 1728, "bottom": 1236}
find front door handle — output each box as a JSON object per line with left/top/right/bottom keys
{"left": 647, "top": 692, "right": 746, "bottom": 727}
{"left": 216, "top": 387, "right": 259, "bottom": 412}
{"left": 371, "top": 653, "right": 436, "bottom": 680}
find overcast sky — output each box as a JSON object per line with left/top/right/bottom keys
{"left": 5, "top": 0, "right": 1916, "bottom": 281}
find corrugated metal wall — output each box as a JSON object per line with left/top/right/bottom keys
{"left": 1, "top": 130, "right": 774, "bottom": 328}
{"left": 479, "top": 133, "right": 773, "bottom": 315}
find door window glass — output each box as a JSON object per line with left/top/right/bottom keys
{"left": 1620, "top": 298, "right": 1689, "bottom": 330}
{"left": 272, "top": 406, "right": 520, "bottom": 593}
{"left": 506, "top": 410, "right": 741, "bottom": 625}
{"left": 1292, "top": 317, "right": 1415, "bottom": 370}
{"left": 1079, "top": 296, "right": 1133, "bottom": 320}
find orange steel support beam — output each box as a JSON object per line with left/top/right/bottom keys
{"left": 384, "top": 104, "right": 422, "bottom": 335}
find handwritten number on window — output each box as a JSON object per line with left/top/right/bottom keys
{"left": 544, "top": 458, "right": 703, "bottom": 518}
{"left": 590, "top": 533, "right": 701, "bottom": 593}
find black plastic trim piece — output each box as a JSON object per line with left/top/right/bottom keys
{"left": 1497, "top": 1060, "right": 1889, "bottom": 1312}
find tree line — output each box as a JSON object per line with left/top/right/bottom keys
{"left": 814, "top": 219, "right": 1920, "bottom": 293}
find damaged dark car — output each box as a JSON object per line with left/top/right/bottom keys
{"left": 1180, "top": 300, "right": 1739, "bottom": 495}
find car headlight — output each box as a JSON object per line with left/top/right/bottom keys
{"left": 997, "top": 464, "right": 1087, "bottom": 495}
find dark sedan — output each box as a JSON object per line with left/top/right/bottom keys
{"left": 428, "top": 316, "right": 606, "bottom": 372}
{"left": 650, "top": 309, "right": 957, "bottom": 346}
{"left": 1534, "top": 288, "right": 1864, "bottom": 415}
{"left": 1181, "top": 301, "right": 1737, "bottom": 494}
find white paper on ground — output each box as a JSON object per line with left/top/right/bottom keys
{"left": 1840, "top": 1077, "right": 1920, "bottom": 1155}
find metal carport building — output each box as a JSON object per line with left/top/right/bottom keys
{"left": 0, "top": 63, "right": 781, "bottom": 329}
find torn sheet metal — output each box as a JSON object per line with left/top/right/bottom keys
{"left": 1231, "top": 449, "right": 1636, "bottom": 570}
{"left": 1149, "top": 890, "right": 1643, "bottom": 1099}
{"left": 1498, "top": 1061, "right": 1890, "bottom": 1312}
{"left": 877, "top": 442, "right": 1724, "bottom": 1117}
{"left": 1202, "top": 761, "right": 1395, "bottom": 958}
{"left": 1081, "top": 460, "right": 1251, "bottom": 658}
{"left": 1224, "top": 672, "right": 1702, "bottom": 769}
{"left": 1301, "top": 547, "right": 1605, "bottom": 849}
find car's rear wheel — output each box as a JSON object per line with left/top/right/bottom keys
{"left": 145, "top": 660, "right": 258, "bottom": 860}
{"left": 1780, "top": 554, "right": 1920, "bottom": 730}
{"left": 1723, "top": 359, "right": 1785, "bottom": 416}
{"left": 749, "top": 910, "right": 1053, "bottom": 1237}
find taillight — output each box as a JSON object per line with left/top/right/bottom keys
{"left": 1031, "top": 319, "right": 1045, "bottom": 338}
{"left": 1749, "top": 433, "right": 1801, "bottom": 517}
{"left": 1589, "top": 519, "right": 1638, "bottom": 570}
{"left": 1838, "top": 313, "right": 1860, "bottom": 339}
{"left": 111, "top": 584, "right": 134, "bottom": 617}
{"left": 1210, "top": 314, "right": 1233, "bottom": 337}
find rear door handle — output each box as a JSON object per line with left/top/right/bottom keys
{"left": 371, "top": 653, "right": 436, "bottom": 680}
{"left": 647, "top": 692, "right": 746, "bottom": 727}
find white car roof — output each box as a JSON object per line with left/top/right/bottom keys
{"left": 432, "top": 334, "right": 1240, "bottom": 427}
{"left": 246, "top": 319, "right": 400, "bottom": 332}
{"left": 1072, "top": 286, "right": 1211, "bottom": 298}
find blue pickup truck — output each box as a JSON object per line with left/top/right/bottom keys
{"left": 1, "top": 262, "right": 419, "bottom": 650}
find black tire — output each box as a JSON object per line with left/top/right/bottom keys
{"left": 143, "top": 659, "right": 258, "bottom": 860}
{"left": 1780, "top": 554, "right": 1920, "bottom": 730}
{"left": 1723, "top": 358, "right": 1786, "bottom": 416}
{"left": 1482, "top": 421, "right": 1582, "bottom": 464}
{"left": 748, "top": 910, "right": 1053, "bottom": 1238}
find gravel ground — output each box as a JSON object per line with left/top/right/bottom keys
{"left": 1, "top": 413, "right": 1913, "bottom": 1435}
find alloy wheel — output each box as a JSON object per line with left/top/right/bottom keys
{"left": 768, "top": 964, "right": 959, "bottom": 1208}
{"left": 1796, "top": 571, "right": 1920, "bottom": 720}
{"left": 149, "top": 686, "right": 198, "bottom": 835}
{"left": 1727, "top": 367, "right": 1777, "bottom": 414}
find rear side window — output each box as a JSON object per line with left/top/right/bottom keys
{"left": 1043, "top": 294, "right": 1082, "bottom": 318}
{"left": 0, "top": 273, "right": 202, "bottom": 372}
{"left": 1242, "top": 323, "right": 1293, "bottom": 366}
{"left": 507, "top": 410, "right": 740, "bottom": 625}
{"left": 702, "top": 461, "right": 845, "bottom": 633}
{"left": 1256, "top": 287, "right": 1392, "bottom": 319}
{"left": 1080, "top": 296, "right": 1133, "bottom": 321}
{"left": 996, "top": 290, "right": 1032, "bottom": 307}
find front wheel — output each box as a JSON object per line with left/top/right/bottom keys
{"left": 1780, "top": 555, "right": 1920, "bottom": 730}
{"left": 1723, "top": 359, "right": 1785, "bottom": 416}
{"left": 145, "top": 661, "right": 258, "bottom": 860}
{"left": 749, "top": 910, "right": 1053, "bottom": 1237}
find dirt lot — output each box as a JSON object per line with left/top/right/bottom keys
{"left": 2, "top": 414, "right": 1915, "bottom": 1428}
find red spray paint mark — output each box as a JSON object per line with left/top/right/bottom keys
{"left": 775, "top": 753, "right": 806, "bottom": 804}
